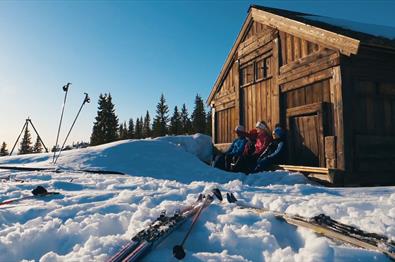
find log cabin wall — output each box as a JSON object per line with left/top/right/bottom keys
{"left": 341, "top": 46, "right": 395, "bottom": 185}
{"left": 212, "top": 60, "right": 238, "bottom": 145}
{"left": 278, "top": 31, "right": 343, "bottom": 170}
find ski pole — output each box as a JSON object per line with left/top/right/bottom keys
{"left": 54, "top": 93, "right": 90, "bottom": 164}
{"left": 53, "top": 83, "right": 71, "bottom": 163}
{"left": 173, "top": 188, "right": 222, "bottom": 260}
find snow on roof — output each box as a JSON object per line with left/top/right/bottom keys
{"left": 303, "top": 15, "right": 395, "bottom": 40}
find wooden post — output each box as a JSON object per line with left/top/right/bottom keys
{"left": 272, "top": 34, "right": 280, "bottom": 127}
{"left": 330, "top": 65, "right": 345, "bottom": 171}
{"left": 211, "top": 104, "right": 216, "bottom": 144}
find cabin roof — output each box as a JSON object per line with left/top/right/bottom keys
{"left": 207, "top": 5, "right": 395, "bottom": 104}
{"left": 251, "top": 5, "right": 395, "bottom": 48}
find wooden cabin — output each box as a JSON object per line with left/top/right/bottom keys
{"left": 207, "top": 5, "right": 395, "bottom": 186}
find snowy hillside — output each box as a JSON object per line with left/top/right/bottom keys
{"left": 0, "top": 134, "right": 394, "bottom": 261}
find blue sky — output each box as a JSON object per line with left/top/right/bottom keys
{"left": 0, "top": 1, "right": 394, "bottom": 150}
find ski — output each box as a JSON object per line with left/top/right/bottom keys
{"left": 226, "top": 192, "right": 395, "bottom": 261}
{"left": 0, "top": 165, "right": 125, "bottom": 175}
{"left": 108, "top": 189, "right": 221, "bottom": 262}
{"left": 0, "top": 186, "right": 60, "bottom": 206}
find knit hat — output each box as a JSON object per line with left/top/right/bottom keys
{"left": 273, "top": 127, "right": 285, "bottom": 138}
{"left": 256, "top": 121, "right": 268, "bottom": 130}
{"left": 234, "top": 125, "right": 245, "bottom": 132}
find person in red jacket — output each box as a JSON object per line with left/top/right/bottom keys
{"left": 253, "top": 121, "right": 272, "bottom": 158}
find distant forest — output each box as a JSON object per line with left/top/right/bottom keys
{"left": 0, "top": 93, "right": 211, "bottom": 155}
{"left": 90, "top": 93, "right": 211, "bottom": 146}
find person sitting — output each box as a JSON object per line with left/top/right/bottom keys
{"left": 253, "top": 125, "right": 287, "bottom": 172}
{"left": 230, "top": 128, "right": 257, "bottom": 173}
{"left": 250, "top": 121, "right": 272, "bottom": 163}
{"left": 212, "top": 125, "right": 247, "bottom": 171}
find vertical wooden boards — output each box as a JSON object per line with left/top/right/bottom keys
{"left": 330, "top": 66, "right": 345, "bottom": 170}
{"left": 234, "top": 61, "right": 241, "bottom": 127}
{"left": 214, "top": 107, "right": 237, "bottom": 144}
{"left": 272, "top": 37, "right": 280, "bottom": 127}
{"left": 325, "top": 136, "right": 336, "bottom": 168}
{"left": 211, "top": 106, "right": 216, "bottom": 144}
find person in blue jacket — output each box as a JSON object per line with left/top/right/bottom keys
{"left": 213, "top": 125, "right": 247, "bottom": 171}
{"left": 253, "top": 125, "right": 287, "bottom": 172}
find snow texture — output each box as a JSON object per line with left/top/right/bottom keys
{"left": 0, "top": 134, "right": 393, "bottom": 261}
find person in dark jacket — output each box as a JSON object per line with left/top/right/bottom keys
{"left": 253, "top": 125, "right": 287, "bottom": 172}
{"left": 230, "top": 128, "right": 257, "bottom": 173}
{"left": 212, "top": 125, "right": 247, "bottom": 171}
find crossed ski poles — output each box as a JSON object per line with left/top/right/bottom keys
{"left": 53, "top": 83, "right": 90, "bottom": 164}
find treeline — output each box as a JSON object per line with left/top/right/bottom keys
{"left": 90, "top": 93, "right": 211, "bottom": 146}
{"left": 0, "top": 127, "right": 44, "bottom": 156}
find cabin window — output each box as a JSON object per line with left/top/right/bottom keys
{"left": 242, "top": 55, "right": 272, "bottom": 85}
{"left": 240, "top": 63, "right": 254, "bottom": 86}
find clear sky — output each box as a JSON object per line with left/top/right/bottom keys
{"left": 1, "top": 0, "right": 394, "bottom": 151}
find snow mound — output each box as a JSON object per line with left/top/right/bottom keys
{"left": 0, "top": 134, "right": 309, "bottom": 186}
{"left": 0, "top": 135, "right": 393, "bottom": 261}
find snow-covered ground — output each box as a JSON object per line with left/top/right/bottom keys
{"left": 0, "top": 134, "right": 394, "bottom": 261}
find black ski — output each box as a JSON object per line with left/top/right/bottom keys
{"left": 108, "top": 189, "right": 221, "bottom": 262}
{"left": 226, "top": 192, "right": 395, "bottom": 261}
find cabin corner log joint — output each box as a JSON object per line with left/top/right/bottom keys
{"left": 208, "top": 5, "right": 395, "bottom": 186}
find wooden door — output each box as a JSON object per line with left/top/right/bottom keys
{"left": 287, "top": 103, "right": 326, "bottom": 167}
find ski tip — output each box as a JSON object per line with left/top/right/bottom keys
{"left": 173, "top": 245, "right": 186, "bottom": 260}
{"left": 226, "top": 192, "right": 238, "bottom": 203}
{"left": 212, "top": 188, "right": 223, "bottom": 202}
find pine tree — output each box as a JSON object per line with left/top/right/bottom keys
{"left": 19, "top": 126, "right": 33, "bottom": 154}
{"left": 33, "top": 137, "right": 43, "bottom": 153}
{"left": 119, "top": 122, "right": 128, "bottom": 140}
{"left": 152, "top": 94, "right": 169, "bottom": 137}
{"left": 206, "top": 108, "right": 212, "bottom": 136}
{"left": 90, "top": 93, "right": 119, "bottom": 145}
{"left": 128, "top": 118, "right": 135, "bottom": 139}
{"left": 135, "top": 117, "right": 143, "bottom": 139}
{"left": 143, "top": 111, "right": 151, "bottom": 138}
{"left": 105, "top": 94, "right": 119, "bottom": 142}
{"left": 0, "top": 142, "right": 8, "bottom": 156}
{"left": 170, "top": 106, "right": 182, "bottom": 135}
{"left": 122, "top": 122, "right": 128, "bottom": 139}
{"left": 180, "top": 103, "right": 192, "bottom": 135}
{"left": 90, "top": 94, "right": 106, "bottom": 146}
{"left": 191, "top": 94, "right": 206, "bottom": 134}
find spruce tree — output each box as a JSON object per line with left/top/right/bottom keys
{"left": 19, "top": 126, "right": 33, "bottom": 154}
{"left": 128, "top": 118, "right": 135, "bottom": 139}
{"left": 119, "top": 122, "right": 128, "bottom": 140}
{"left": 0, "top": 142, "right": 8, "bottom": 156}
{"left": 143, "top": 111, "right": 151, "bottom": 138}
{"left": 152, "top": 94, "right": 169, "bottom": 137}
{"left": 90, "top": 94, "right": 106, "bottom": 146}
{"left": 206, "top": 108, "right": 212, "bottom": 136}
{"left": 122, "top": 122, "right": 128, "bottom": 139}
{"left": 170, "top": 106, "right": 182, "bottom": 135}
{"left": 180, "top": 103, "right": 192, "bottom": 135}
{"left": 135, "top": 117, "right": 143, "bottom": 139}
{"left": 105, "top": 94, "right": 119, "bottom": 142}
{"left": 33, "top": 137, "right": 43, "bottom": 153}
{"left": 191, "top": 94, "right": 206, "bottom": 134}
{"left": 90, "top": 93, "right": 119, "bottom": 145}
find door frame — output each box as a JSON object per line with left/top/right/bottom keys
{"left": 286, "top": 102, "right": 328, "bottom": 167}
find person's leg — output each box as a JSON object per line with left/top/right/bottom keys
{"left": 255, "top": 157, "right": 274, "bottom": 172}
{"left": 213, "top": 154, "right": 226, "bottom": 170}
